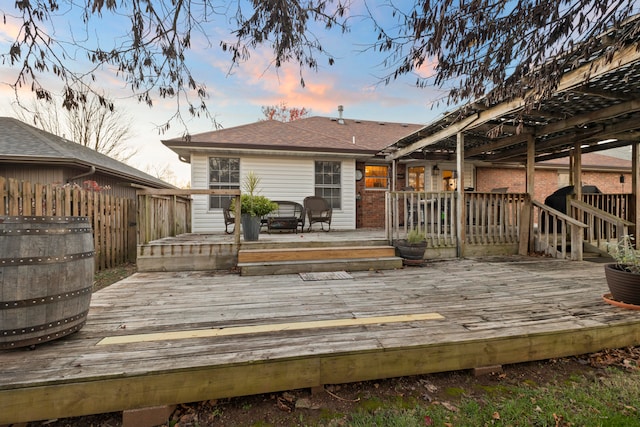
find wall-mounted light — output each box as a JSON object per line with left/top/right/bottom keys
{"left": 432, "top": 164, "right": 440, "bottom": 176}
{"left": 620, "top": 174, "right": 625, "bottom": 184}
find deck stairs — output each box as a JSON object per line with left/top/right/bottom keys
{"left": 237, "top": 240, "right": 403, "bottom": 276}
{"left": 550, "top": 241, "right": 615, "bottom": 263}
{"left": 582, "top": 241, "right": 615, "bottom": 264}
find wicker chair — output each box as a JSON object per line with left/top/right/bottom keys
{"left": 303, "top": 196, "right": 332, "bottom": 232}
{"left": 222, "top": 198, "right": 236, "bottom": 234}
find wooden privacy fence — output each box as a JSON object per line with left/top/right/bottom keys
{"left": 0, "top": 177, "right": 136, "bottom": 271}
{"left": 136, "top": 188, "right": 241, "bottom": 245}
{"left": 137, "top": 190, "right": 192, "bottom": 244}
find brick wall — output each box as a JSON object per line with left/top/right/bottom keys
{"left": 355, "top": 161, "right": 400, "bottom": 228}
{"left": 356, "top": 164, "right": 631, "bottom": 229}
{"left": 476, "top": 166, "right": 630, "bottom": 202}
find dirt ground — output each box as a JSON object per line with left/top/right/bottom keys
{"left": 22, "top": 266, "right": 640, "bottom": 427}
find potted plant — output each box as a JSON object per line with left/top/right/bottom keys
{"left": 604, "top": 235, "right": 640, "bottom": 306}
{"left": 394, "top": 228, "right": 427, "bottom": 265}
{"left": 240, "top": 171, "right": 277, "bottom": 241}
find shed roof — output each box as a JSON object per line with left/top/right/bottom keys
{"left": 0, "top": 117, "right": 173, "bottom": 188}
{"left": 388, "top": 15, "right": 640, "bottom": 164}
{"left": 162, "top": 116, "right": 424, "bottom": 161}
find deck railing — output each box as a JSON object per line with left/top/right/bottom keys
{"left": 582, "top": 193, "right": 631, "bottom": 222}
{"left": 386, "top": 191, "right": 457, "bottom": 247}
{"left": 532, "top": 200, "right": 587, "bottom": 260}
{"left": 465, "top": 192, "right": 527, "bottom": 245}
{"left": 386, "top": 191, "right": 526, "bottom": 248}
{"left": 570, "top": 199, "right": 633, "bottom": 250}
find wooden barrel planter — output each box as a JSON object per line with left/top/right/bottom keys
{"left": 1, "top": 216, "right": 94, "bottom": 349}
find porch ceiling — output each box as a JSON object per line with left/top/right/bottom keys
{"left": 387, "top": 16, "right": 640, "bottom": 163}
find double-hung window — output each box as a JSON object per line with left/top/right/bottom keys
{"left": 314, "top": 161, "right": 341, "bottom": 209}
{"left": 209, "top": 157, "right": 240, "bottom": 209}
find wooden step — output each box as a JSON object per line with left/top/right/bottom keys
{"left": 238, "top": 257, "right": 403, "bottom": 276}
{"left": 238, "top": 245, "right": 396, "bottom": 263}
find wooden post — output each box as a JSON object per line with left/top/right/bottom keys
{"left": 456, "top": 132, "right": 465, "bottom": 257}
{"left": 526, "top": 134, "right": 535, "bottom": 196}
{"left": 233, "top": 195, "right": 241, "bottom": 247}
{"left": 572, "top": 142, "right": 582, "bottom": 199}
{"left": 632, "top": 142, "right": 640, "bottom": 244}
{"left": 521, "top": 135, "right": 535, "bottom": 255}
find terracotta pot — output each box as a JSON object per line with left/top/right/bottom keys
{"left": 604, "top": 263, "right": 640, "bottom": 306}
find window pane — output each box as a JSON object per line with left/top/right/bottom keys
{"left": 365, "top": 165, "right": 389, "bottom": 189}
{"left": 209, "top": 157, "right": 240, "bottom": 209}
{"left": 408, "top": 166, "right": 425, "bottom": 191}
{"left": 314, "top": 161, "right": 341, "bottom": 209}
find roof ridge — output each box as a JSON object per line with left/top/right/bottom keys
{"left": 285, "top": 118, "right": 354, "bottom": 145}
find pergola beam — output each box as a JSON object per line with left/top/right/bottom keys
{"left": 483, "top": 113, "right": 640, "bottom": 162}
{"left": 388, "top": 99, "right": 524, "bottom": 160}
{"left": 539, "top": 98, "right": 640, "bottom": 136}
{"left": 388, "top": 42, "right": 640, "bottom": 161}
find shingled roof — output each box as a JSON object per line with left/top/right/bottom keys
{"left": 162, "top": 116, "right": 424, "bottom": 161}
{"left": 0, "top": 117, "right": 173, "bottom": 188}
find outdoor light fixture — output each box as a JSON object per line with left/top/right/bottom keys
{"left": 432, "top": 164, "right": 440, "bottom": 176}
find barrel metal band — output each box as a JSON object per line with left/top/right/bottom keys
{"left": 1, "top": 286, "right": 92, "bottom": 309}
{"left": 0, "top": 227, "right": 92, "bottom": 235}
{"left": 0, "top": 250, "right": 95, "bottom": 266}
{"left": 1, "top": 310, "right": 89, "bottom": 337}
{"left": 0, "top": 319, "right": 88, "bottom": 349}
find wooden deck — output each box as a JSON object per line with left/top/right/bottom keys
{"left": 2, "top": 256, "right": 640, "bottom": 424}
{"left": 136, "top": 229, "right": 396, "bottom": 272}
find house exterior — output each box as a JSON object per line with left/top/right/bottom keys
{"left": 163, "top": 113, "right": 632, "bottom": 233}
{"left": 0, "top": 116, "right": 173, "bottom": 198}
{"left": 163, "top": 114, "right": 424, "bottom": 232}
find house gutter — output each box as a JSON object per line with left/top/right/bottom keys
{"left": 67, "top": 165, "right": 96, "bottom": 183}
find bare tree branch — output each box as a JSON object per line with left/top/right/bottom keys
{"left": 2, "top": 0, "right": 638, "bottom": 133}
{"left": 13, "top": 87, "right": 138, "bottom": 162}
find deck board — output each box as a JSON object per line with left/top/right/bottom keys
{"left": 2, "top": 256, "right": 640, "bottom": 424}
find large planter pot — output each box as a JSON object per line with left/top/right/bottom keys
{"left": 394, "top": 239, "right": 427, "bottom": 265}
{"left": 241, "top": 213, "right": 261, "bottom": 241}
{"left": 604, "top": 263, "right": 640, "bottom": 306}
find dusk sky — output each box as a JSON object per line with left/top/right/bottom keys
{"left": 0, "top": 3, "right": 451, "bottom": 185}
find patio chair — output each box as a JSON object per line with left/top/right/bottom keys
{"left": 304, "top": 196, "right": 332, "bottom": 232}
{"left": 222, "top": 198, "right": 236, "bottom": 234}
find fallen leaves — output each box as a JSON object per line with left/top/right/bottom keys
{"left": 588, "top": 346, "right": 640, "bottom": 370}
{"left": 276, "top": 392, "right": 296, "bottom": 412}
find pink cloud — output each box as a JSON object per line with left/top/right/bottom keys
{"left": 0, "top": 15, "right": 22, "bottom": 41}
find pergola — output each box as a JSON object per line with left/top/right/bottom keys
{"left": 385, "top": 15, "right": 640, "bottom": 249}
